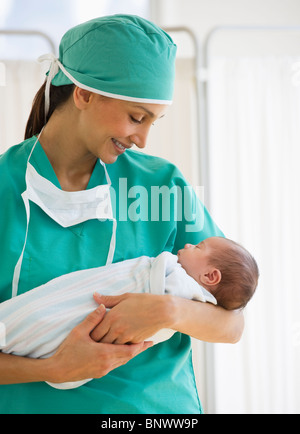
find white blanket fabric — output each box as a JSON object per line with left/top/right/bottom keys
{"left": 0, "top": 252, "right": 216, "bottom": 389}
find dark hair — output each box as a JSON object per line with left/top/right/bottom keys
{"left": 24, "top": 81, "right": 75, "bottom": 140}
{"left": 209, "top": 239, "right": 259, "bottom": 311}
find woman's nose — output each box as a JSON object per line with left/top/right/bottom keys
{"left": 130, "top": 125, "right": 152, "bottom": 149}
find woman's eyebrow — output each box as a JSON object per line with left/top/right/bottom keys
{"left": 133, "top": 105, "right": 166, "bottom": 120}
{"left": 134, "top": 105, "right": 155, "bottom": 118}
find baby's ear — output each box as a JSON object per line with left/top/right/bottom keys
{"left": 201, "top": 269, "right": 222, "bottom": 286}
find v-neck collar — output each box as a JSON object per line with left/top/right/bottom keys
{"left": 29, "top": 139, "right": 106, "bottom": 190}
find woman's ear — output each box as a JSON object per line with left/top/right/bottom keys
{"left": 73, "top": 86, "right": 93, "bottom": 110}
{"left": 200, "top": 268, "right": 222, "bottom": 286}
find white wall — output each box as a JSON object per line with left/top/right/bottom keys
{"left": 154, "top": 0, "right": 300, "bottom": 38}
{"left": 153, "top": 0, "right": 300, "bottom": 57}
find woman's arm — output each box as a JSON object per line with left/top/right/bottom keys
{"left": 92, "top": 293, "right": 244, "bottom": 345}
{"left": 0, "top": 352, "right": 55, "bottom": 385}
{"left": 0, "top": 305, "right": 152, "bottom": 385}
{"left": 168, "top": 296, "right": 244, "bottom": 344}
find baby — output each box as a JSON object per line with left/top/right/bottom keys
{"left": 0, "top": 236, "right": 258, "bottom": 389}
{"left": 178, "top": 236, "right": 259, "bottom": 311}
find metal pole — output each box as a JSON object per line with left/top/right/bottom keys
{"left": 0, "top": 30, "right": 56, "bottom": 54}
{"left": 163, "top": 27, "right": 205, "bottom": 189}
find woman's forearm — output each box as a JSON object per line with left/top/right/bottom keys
{"left": 0, "top": 352, "right": 54, "bottom": 385}
{"left": 168, "top": 296, "right": 244, "bottom": 344}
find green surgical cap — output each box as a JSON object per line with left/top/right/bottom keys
{"left": 44, "top": 15, "right": 177, "bottom": 106}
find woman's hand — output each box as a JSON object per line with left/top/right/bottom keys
{"left": 91, "top": 293, "right": 175, "bottom": 344}
{"left": 92, "top": 293, "right": 244, "bottom": 346}
{"left": 48, "top": 305, "right": 153, "bottom": 384}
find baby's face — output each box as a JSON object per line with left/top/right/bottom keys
{"left": 177, "top": 237, "right": 225, "bottom": 284}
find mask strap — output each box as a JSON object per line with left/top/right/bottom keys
{"left": 99, "top": 159, "right": 112, "bottom": 186}
{"left": 12, "top": 191, "right": 30, "bottom": 298}
{"left": 27, "top": 128, "right": 44, "bottom": 166}
{"left": 11, "top": 130, "right": 44, "bottom": 297}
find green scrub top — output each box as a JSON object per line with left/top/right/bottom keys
{"left": 0, "top": 137, "right": 223, "bottom": 414}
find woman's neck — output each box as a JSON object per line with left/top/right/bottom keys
{"left": 38, "top": 109, "right": 97, "bottom": 191}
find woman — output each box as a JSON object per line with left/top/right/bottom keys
{"left": 0, "top": 15, "right": 243, "bottom": 414}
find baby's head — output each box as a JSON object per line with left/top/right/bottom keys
{"left": 177, "top": 237, "right": 259, "bottom": 310}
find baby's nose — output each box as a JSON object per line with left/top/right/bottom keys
{"left": 184, "top": 244, "right": 193, "bottom": 249}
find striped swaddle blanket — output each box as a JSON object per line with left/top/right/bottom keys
{"left": 0, "top": 252, "right": 216, "bottom": 389}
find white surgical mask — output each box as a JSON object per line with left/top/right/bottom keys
{"left": 12, "top": 133, "right": 116, "bottom": 298}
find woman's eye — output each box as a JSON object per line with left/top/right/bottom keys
{"left": 130, "top": 116, "right": 142, "bottom": 124}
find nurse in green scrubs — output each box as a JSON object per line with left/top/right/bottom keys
{"left": 0, "top": 15, "right": 244, "bottom": 414}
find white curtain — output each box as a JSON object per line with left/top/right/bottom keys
{"left": 207, "top": 56, "right": 300, "bottom": 414}
{"left": 0, "top": 60, "right": 45, "bottom": 154}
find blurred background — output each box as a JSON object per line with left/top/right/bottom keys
{"left": 0, "top": 0, "right": 299, "bottom": 414}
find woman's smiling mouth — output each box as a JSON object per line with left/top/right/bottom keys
{"left": 112, "top": 138, "right": 127, "bottom": 151}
